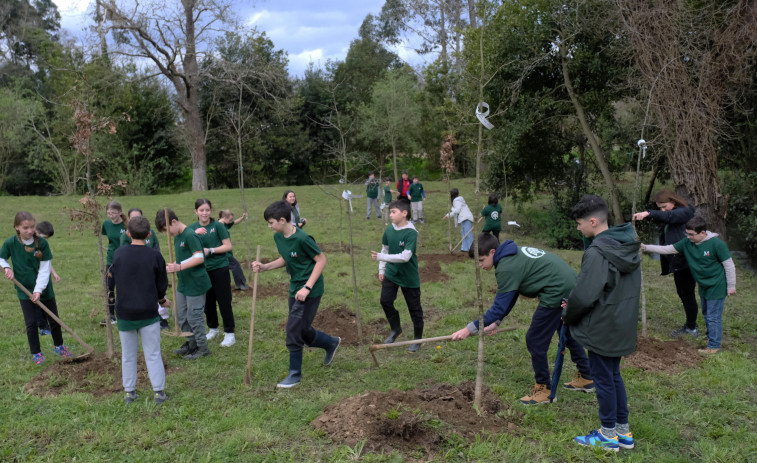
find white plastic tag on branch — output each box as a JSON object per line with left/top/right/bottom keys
{"left": 342, "top": 190, "right": 363, "bottom": 213}
{"left": 476, "top": 102, "right": 494, "bottom": 130}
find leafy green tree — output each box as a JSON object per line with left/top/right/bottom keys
{"left": 358, "top": 67, "right": 422, "bottom": 182}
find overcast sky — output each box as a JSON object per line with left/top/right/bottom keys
{"left": 51, "top": 0, "right": 424, "bottom": 77}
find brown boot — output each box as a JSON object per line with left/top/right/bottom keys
{"left": 519, "top": 384, "right": 551, "bottom": 405}
{"left": 563, "top": 372, "right": 595, "bottom": 392}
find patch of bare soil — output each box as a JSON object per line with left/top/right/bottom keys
{"left": 623, "top": 336, "right": 703, "bottom": 373}
{"left": 312, "top": 380, "right": 521, "bottom": 454}
{"left": 420, "top": 253, "right": 468, "bottom": 283}
{"left": 25, "top": 352, "right": 178, "bottom": 397}
{"left": 237, "top": 282, "right": 288, "bottom": 300}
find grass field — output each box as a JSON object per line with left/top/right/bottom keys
{"left": 0, "top": 180, "right": 755, "bottom": 462}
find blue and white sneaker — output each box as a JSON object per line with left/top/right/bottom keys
{"left": 617, "top": 431, "right": 634, "bottom": 449}
{"left": 574, "top": 429, "right": 619, "bottom": 452}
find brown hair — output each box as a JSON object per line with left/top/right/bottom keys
{"left": 106, "top": 200, "right": 127, "bottom": 223}
{"left": 14, "top": 211, "right": 41, "bottom": 254}
{"left": 653, "top": 190, "right": 688, "bottom": 209}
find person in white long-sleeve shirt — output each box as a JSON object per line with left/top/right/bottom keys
{"left": 0, "top": 211, "right": 72, "bottom": 365}
{"left": 642, "top": 216, "right": 736, "bottom": 355}
{"left": 443, "top": 188, "right": 475, "bottom": 252}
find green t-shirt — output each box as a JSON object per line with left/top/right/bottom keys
{"left": 120, "top": 229, "right": 160, "bottom": 250}
{"left": 408, "top": 182, "right": 424, "bottom": 202}
{"left": 118, "top": 316, "right": 161, "bottom": 332}
{"left": 495, "top": 246, "right": 576, "bottom": 308}
{"left": 383, "top": 185, "right": 392, "bottom": 204}
{"left": 273, "top": 227, "right": 324, "bottom": 299}
{"left": 366, "top": 179, "right": 379, "bottom": 199}
{"left": 188, "top": 221, "right": 230, "bottom": 271}
{"left": 0, "top": 236, "right": 55, "bottom": 301}
{"left": 221, "top": 221, "right": 235, "bottom": 257}
{"left": 174, "top": 227, "right": 212, "bottom": 297}
{"left": 481, "top": 204, "right": 503, "bottom": 232}
{"left": 382, "top": 224, "right": 420, "bottom": 288}
{"left": 673, "top": 236, "right": 731, "bottom": 299}
{"left": 101, "top": 220, "right": 126, "bottom": 265}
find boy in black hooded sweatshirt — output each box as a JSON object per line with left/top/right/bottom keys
{"left": 566, "top": 195, "right": 641, "bottom": 452}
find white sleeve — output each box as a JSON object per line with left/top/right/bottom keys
{"left": 376, "top": 249, "right": 413, "bottom": 263}
{"left": 378, "top": 244, "right": 388, "bottom": 275}
{"left": 180, "top": 252, "right": 205, "bottom": 265}
{"left": 722, "top": 258, "right": 736, "bottom": 291}
{"left": 643, "top": 244, "right": 678, "bottom": 255}
{"left": 34, "top": 260, "right": 52, "bottom": 294}
{"left": 0, "top": 257, "right": 9, "bottom": 269}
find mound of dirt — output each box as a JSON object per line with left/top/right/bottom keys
{"left": 419, "top": 253, "right": 468, "bottom": 283}
{"left": 623, "top": 336, "right": 703, "bottom": 373}
{"left": 25, "top": 352, "right": 177, "bottom": 397}
{"left": 237, "top": 283, "right": 288, "bottom": 300}
{"left": 311, "top": 305, "right": 388, "bottom": 346}
{"left": 312, "top": 380, "right": 521, "bottom": 453}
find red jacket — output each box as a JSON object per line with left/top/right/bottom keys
{"left": 397, "top": 178, "right": 411, "bottom": 198}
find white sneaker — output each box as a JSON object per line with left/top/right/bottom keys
{"left": 220, "top": 332, "right": 236, "bottom": 347}
{"left": 206, "top": 328, "right": 220, "bottom": 340}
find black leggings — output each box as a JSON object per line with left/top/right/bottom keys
{"left": 21, "top": 298, "right": 63, "bottom": 354}
{"left": 380, "top": 278, "right": 424, "bottom": 331}
{"left": 205, "top": 266, "right": 235, "bottom": 333}
{"left": 674, "top": 268, "right": 699, "bottom": 330}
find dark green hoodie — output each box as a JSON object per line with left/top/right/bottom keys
{"left": 566, "top": 222, "right": 641, "bottom": 357}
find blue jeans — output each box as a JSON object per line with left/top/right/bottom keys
{"left": 701, "top": 296, "right": 724, "bottom": 349}
{"left": 526, "top": 305, "right": 591, "bottom": 385}
{"left": 460, "top": 220, "right": 473, "bottom": 252}
{"left": 588, "top": 351, "right": 628, "bottom": 429}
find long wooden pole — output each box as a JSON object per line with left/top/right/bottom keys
{"left": 244, "top": 245, "right": 261, "bottom": 386}
{"left": 165, "top": 208, "right": 180, "bottom": 335}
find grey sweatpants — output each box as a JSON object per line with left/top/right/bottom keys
{"left": 366, "top": 197, "right": 381, "bottom": 218}
{"left": 176, "top": 291, "right": 209, "bottom": 352}
{"left": 119, "top": 321, "right": 165, "bottom": 392}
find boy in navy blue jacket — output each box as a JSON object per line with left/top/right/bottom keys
{"left": 451, "top": 233, "right": 593, "bottom": 405}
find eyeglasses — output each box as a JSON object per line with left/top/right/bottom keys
{"left": 685, "top": 231, "right": 699, "bottom": 237}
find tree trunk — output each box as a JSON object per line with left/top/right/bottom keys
{"left": 467, "top": 0, "right": 477, "bottom": 29}
{"left": 559, "top": 42, "right": 623, "bottom": 225}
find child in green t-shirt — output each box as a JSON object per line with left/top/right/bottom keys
{"left": 120, "top": 208, "right": 160, "bottom": 251}
{"left": 371, "top": 199, "right": 424, "bottom": 352}
{"left": 381, "top": 179, "right": 395, "bottom": 225}
{"left": 1, "top": 212, "right": 72, "bottom": 365}
{"left": 101, "top": 201, "right": 127, "bottom": 325}
{"left": 642, "top": 215, "right": 736, "bottom": 355}
{"left": 156, "top": 208, "right": 212, "bottom": 360}
{"left": 218, "top": 209, "right": 249, "bottom": 291}
{"left": 189, "top": 199, "right": 236, "bottom": 348}
{"left": 365, "top": 172, "right": 381, "bottom": 219}
{"left": 407, "top": 176, "right": 426, "bottom": 224}
{"left": 481, "top": 193, "right": 503, "bottom": 239}
{"left": 34, "top": 221, "right": 59, "bottom": 336}
{"left": 252, "top": 200, "right": 341, "bottom": 388}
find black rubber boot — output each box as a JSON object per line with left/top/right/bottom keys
{"left": 383, "top": 314, "right": 403, "bottom": 344}
{"left": 313, "top": 331, "right": 341, "bottom": 366}
{"left": 184, "top": 345, "right": 210, "bottom": 360}
{"left": 173, "top": 341, "right": 196, "bottom": 356}
{"left": 277, "top": 350, "right": 303, "bottom": 388}
{"left": 407, "top": 325, "right": 423, "bottom": 353}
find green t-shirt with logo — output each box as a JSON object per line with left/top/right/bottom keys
{"left": 382, "top": 224, "right": 420, "bottom": 288}
{"left": 366, "top": 179, "right": 379, "bottom": 199}
{"left": 188, "top": 221, "right": 230, "bottom": 271}
{"left": 221, "top": 221, "right": 236, "bottom": 257}
{"left": 120, "top": 229, "right": 160, "bottom": 250}
{"left": 0, "top": 236, "right": 55, "bottom": 301}
{"left": 481, "top": 204, "right": 503, "bottom": 232}
{"left": 673, "top": 236, "right": 731, "bottom": 299}
{"left": 408, "top": 182, "right": 424, "bottom": 202}
{"left": 174, "top": 227, "right": 212, "bottom": 297}
{"left": 273, "top": 227, "right": 324, "bottom": 299}
{"left": 495, "top": 246, "right": 576, "bottom": 308}
{"left": 101, "top": 220, "right": 126, "bottom": 265}
{"left": 383, "top": 185, "right": 392, "bottom": 204}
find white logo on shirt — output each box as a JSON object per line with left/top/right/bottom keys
{"left": 521, "top": 247, "right": 545, "bottom": 259}
{"left": 491, "top": 211, "right": 499, "bottom": 220}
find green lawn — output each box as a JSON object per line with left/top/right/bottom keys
{"left": 0, "top": 181, "right": 755, "bottom": 462}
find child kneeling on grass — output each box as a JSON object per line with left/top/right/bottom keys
{"left": 112, "top": 216, "right": 169, "bottom": 404}
{"left": 642, "top": 215, "right": 736, "bottom": 355}
{"left": 1, "top": 212, "right": 72, "bottom": 365}
{"left": 371, "top": 199, "right": 424, "bottom": 353}
{"left": 451, "top": 233, "right": 594, "bottom": 405}
{"left": 252, "top": 200, "right": 341, "bottom": 388}
{"left": 565, "top": 195, "right": 640, "bottom": 452}
{"left": 156, "top": 209, "right": 212, "bottom": 360}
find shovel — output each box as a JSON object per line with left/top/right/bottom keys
{"left": 12, "top": 278, "right": 94, "bottom": 361}
{"left": 369, "top": 326, "right": 517, "bottom": 367}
